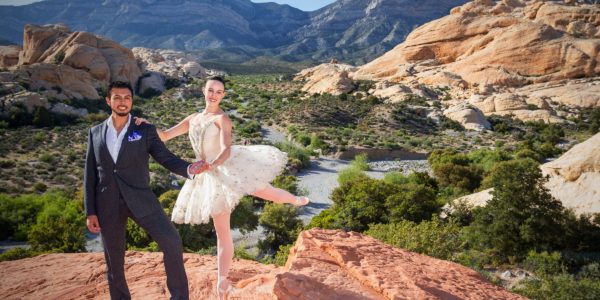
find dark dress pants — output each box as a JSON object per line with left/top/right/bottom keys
{"left": 99, "top": 197, "right": 189, "bottom": 300}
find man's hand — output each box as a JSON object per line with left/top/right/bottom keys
{"left": 188, "top": 160, "right": 209, "bottom": 175}
{"left": 87, "top": 215, "right": 101, "bottom": 234}
{"left": 134, "top": 117, "right": 151, "bottom": 126}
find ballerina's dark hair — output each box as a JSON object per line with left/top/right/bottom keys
{"left": 206, "top": 75, "right": 226, "bottom": 87}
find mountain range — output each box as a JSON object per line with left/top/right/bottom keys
{"left": 0, "top": 0, "right": 468, "bottom": 64}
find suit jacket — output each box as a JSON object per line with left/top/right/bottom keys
{"left": 84, "top": 117, "right": 190, "bottom": 221}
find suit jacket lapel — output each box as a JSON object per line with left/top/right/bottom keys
{"left": 116, "top": 117, "right": 135, "bottom": 166}
{"left": 99, "top": 119, "right": 115, "bottom": 167}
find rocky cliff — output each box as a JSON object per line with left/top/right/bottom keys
{"left": 0, "top": 24, "right": 142, "bottom": 100}
{"left": 0, "top": 0, "right": 467, "bottom": 64}
{"left": 296, "top": 0, "right": 600, "bottom": 128}
{"left": 0, "top": 229, "right": 525, "bottom": 299}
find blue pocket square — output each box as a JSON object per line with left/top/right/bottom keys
{"left": 128, "top": 130, "right": 142, "bottom": 142}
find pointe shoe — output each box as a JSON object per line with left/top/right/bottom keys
{"left": 217, "top": 276, "right": 233, "bottom": 300}
{"left": 294, "top": 196, "right": 310, "bottom": 206}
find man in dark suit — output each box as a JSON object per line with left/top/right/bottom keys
{"left": 84, "top": 81, "right": 205, "bottom": 300}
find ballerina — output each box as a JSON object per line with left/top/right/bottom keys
{"left": 136, "top": 75, "right": 309, "bottom": 299}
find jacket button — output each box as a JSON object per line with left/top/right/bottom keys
{"left": 113, "top": 169, "right": 117, "bottom": 173}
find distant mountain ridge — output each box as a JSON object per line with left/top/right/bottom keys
{"left": 0, "top": 0, "right": 468, "bottom": 64}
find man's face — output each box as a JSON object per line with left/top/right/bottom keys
{"left": 203, "top": 80, "right": 225, "bottom": 106}
{"left": 106, "top": 87, "right": 133, "bottom": 117}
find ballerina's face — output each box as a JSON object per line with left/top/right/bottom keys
{"left": 203, "top": 79, "right": 226, "bottom": 108}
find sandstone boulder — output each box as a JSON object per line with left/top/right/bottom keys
{"left": 541, "top": 132, "right": 600, "bottom": 214}
{"left": 18, "top": 63, "right": 99, "bottom": 100}
{"left": 0, "top": 91, "right": 48, "bottom": 115}
{"left": 14, "top": 24, "right": 142, "bottom": 99}
{"left": 515, "top": 78, "right": 600, "bottom": 108}
{"left": 0, "top": 45, "right": 21, "bottom": 69}
{"left": 138, "top": 71, "right": 166, "bottom": 95}
{"left": 468, "top": 92, "right": 563, "bottom": 123}
{"left": 444, "top": 102, "right": 491, "bottom": 131}
{"left": 133, "top": 47, "right": 208, "bottom": 79}
{"left": 294, "top": 63, "right": 357, "bottom": 95}
{"left": 50, "top": 102, "right": 88, "bottom": 117}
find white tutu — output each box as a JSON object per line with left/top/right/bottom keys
{"left": 171, "top": 144, "right": 287, "bottom": 225}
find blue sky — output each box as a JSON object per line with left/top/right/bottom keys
{"left": 0, "top": 0, "right": 337, "bottom": 11}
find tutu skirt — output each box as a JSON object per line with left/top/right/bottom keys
{"left": 171, "top": 145, "right": 287, "bottom": 224}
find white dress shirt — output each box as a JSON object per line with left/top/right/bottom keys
{"left": 106, "top": 114, "right": 131, "bottom": 163}
{"left": 106, "top": 114, "right": 195, "bottom": 178}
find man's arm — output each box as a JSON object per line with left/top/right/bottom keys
{"left": 147, "top": 124, "right": 193, "bottom": 178}
{"left": 84, "top": 129, "right": 101, "bottom": 233}
{"left": 84, "top": 129, "right": 98, "bottom": 216}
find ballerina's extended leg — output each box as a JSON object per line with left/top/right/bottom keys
{"left": 252, "top": 184, "right": 309, "bottom": 206}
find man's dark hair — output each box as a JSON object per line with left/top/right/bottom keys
{"left": 206, "top": 75, "right": 226, "bottom": 87}
{"left": 107, "top": 81, "right": 134, "bottom": 97}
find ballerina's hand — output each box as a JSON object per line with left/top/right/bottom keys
{"left": 189, "top": 160, "right": 209, "bottom": 174}
{"left": 134, "top": 117, "right": 151, "bottom": 126}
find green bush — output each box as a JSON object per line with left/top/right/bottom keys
{"left": 467, "top": 149, "right": 512, "bottom": 173}
{"left": 273, "top": 243, "right": 293, "bottom": 266}
{"left": 366, "top": 218, "right": 463, "bottom": 260}
{"left": 237, "top": 120, "right": 261, "bottom": 138}
{"left": 0, "top": 193, "right": 50, "bottom": 240}
{"left": 512, "top": 274, "right": 600, "bottom": 300}
{"left": 234, "top": 243, "right": 256, "bottom": 260}
{"left": 230, "top": 196, "right": 259, "bottom": 234}
{"left": 0, "top": 247, "right": 39, "bottom": 262}
{"left": 271, "top": 175, "right": 298, "bottom": 195}
{"left": 330, "top": 177, "right": 394, "bottom": 231}
{"left": 337, "top": 166, "right": 368, "bottom": 186}
{"left": 275, "top": 142, "right": 312, "bottom": 170}
{"left": 306, "top": 209, "right": 337, "bottom": 230}
{"left": 28, "top": 194, "right": 86, "bottom": 252}
{"left": 258, "top": 203, "right": 302, "bottom": 254}
{"left": 33, "top": 106, "right": 53, "bottom": 128}
{"left": 126, "top": 219, "right": 153, "bottom": 250}
{"left": 385, "top": 183, "right": 439, "bottom": 223}
{"left": 350, "top": 153, "right": 369, "bottom": 171}
{"left": 514, "top": 148, "right": 542, "bottom": 162}
{"left": 468, "top": 159, "right": 566, "bottom": 260}
{"left": 309, "top": 133, "right": 328, "bottom": 151}
{"left": 296, "top": 133, "right": 311, "bottom": 147}
{"left": 523, "top": 251, "right": 565, "bottom": 276}
{"left": 429, "top": 149, "right": 483, "bottom": 192}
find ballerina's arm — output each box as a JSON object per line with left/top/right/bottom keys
{"left": 207, "top": 115, "right": 233, "bottom": 168}
{"left": 135, "top": 113, "right": 197, "bottom": 142}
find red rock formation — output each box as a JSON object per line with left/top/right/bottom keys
{"left": 0, "top": 229, "right": 525, "bottom": 300}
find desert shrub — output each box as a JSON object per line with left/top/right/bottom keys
{"left": 28, "top": 194, "right": 86, "bottom": 252}
{"left": 258, "top": 203, "right": 302, "bottom": 254}
{"left": 467, "top": 159, "right": 565, "bottom": 260}
{"left": 0, "top": 247, "right": 39, "bottom": 262}
{"left": 329, "top": 177, "right": 394, "bottom": 231}
{"left": 350, "top": 153, "right": 369, "bottom": 171}
{"left": 0, "top": 193, "right": 50, "bottom": 240}
{"left": 512, "top": 274, "right": 600, "bottom": 300}
{"left": 366, "top": 218, "right": 463, "bottom": 260}
{"left": 523, "top": 250, "right": 565, "bottom": 276}
{"left": 429, "top": 149, "right": 483, "bottom": 192}
{"left": 385, "top": 183, "right": 439, "bottom": 223}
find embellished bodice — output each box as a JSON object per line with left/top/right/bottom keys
{"left": 188, "top": 115, "right": 222, "bottom": 162}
